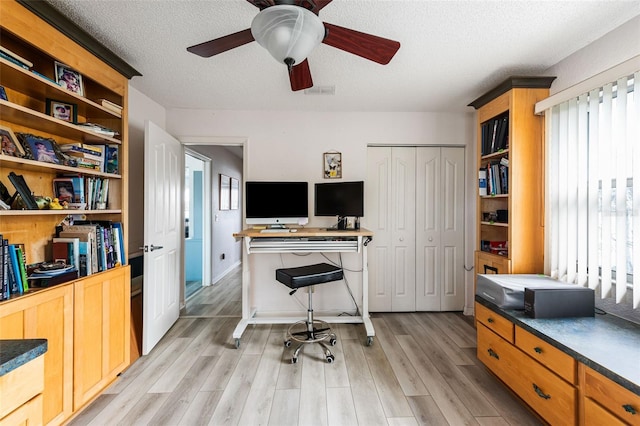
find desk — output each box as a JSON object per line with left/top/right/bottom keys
{"left": 232, "top": 228, "right": 374, "bottom": 348}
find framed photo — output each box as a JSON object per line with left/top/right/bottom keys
{"left": 323, "top": 152, "right": 342, "bottom": 179}
{"left": 22, "top": 134, "right": 61, "bottom": 164}
{"left": 54, "top": 61, "right": 84, "bottom": 96}
{"left": 53, "top": 178, "right": 75, "bottom": 203}
{"left": 0, "top": 85, "right": 7, "bottom": 101}
{"left": 45, "top": 98, "right": 78, "bottom": 123}
{"left": 0, "top": 124, "right": 25, "bottom": 157}
{"left": 219, "top": 174, "right": 231, "bottom": 211}
{"left": 230, "top": 178, "right": 239, "bottom": 210}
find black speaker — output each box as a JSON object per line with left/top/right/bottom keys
{"left": 524, "top": 287, "right": 594, "bottom": 318}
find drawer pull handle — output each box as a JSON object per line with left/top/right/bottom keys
{"left": 487, "top": 348, "right": 499, "bottom": 360}
{"left": 533, "top": 384, "right": 551, "bottom": 400}
{"left": 623, "top": 404, "right": 637, "bottom": 415}
{"left": 534, "top": 347, "right": 543, "bottom": 354}
{"left": 487, "top": 318, "right": 495, "bottom": 323}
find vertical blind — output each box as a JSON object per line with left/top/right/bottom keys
{"left": 544, "top": 71, "right": 639, "bottom": 309}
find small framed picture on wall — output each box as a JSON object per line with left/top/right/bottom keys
{"left": 220, "top": 174, "right": 231, "bottom": 210}
{"left": 323, "top": 152, "right": 342, "bottom": 179}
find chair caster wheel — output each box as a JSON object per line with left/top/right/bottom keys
{"left": 329, "top": 338, "right": 337, "bottom": 346}
{"left": 326, "top": 354, "right": 335, "bottom": 363}
{"left": 291, "top": 357, "right": 298, "bottom": 364}
{"left": 235, "top": 338, "right": 241, "bottom": 349}
{"left": 366, "top": 336, "right": 374, "bottom": 346}
{"left": 284, "top": 340, "right": 291, "bottom": 347}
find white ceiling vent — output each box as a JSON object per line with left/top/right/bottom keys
{"left": 304, "top": 86, "right": 336, "bottom": 95}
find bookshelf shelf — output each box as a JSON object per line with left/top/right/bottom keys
{"left": 0, "top": 209, "right": 121, "bottom": 216}
{"left": 470, "top": 77, "right": 554, "bottom": 288}
{"left": 0, "top": 154, "right": 121, "bottom": 177}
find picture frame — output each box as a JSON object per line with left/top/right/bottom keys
{"left": 230, "top": 178, "right": 239, "bottom": 210}
{"left": 0, "top": 124, "right": 25, "bottom": 157}
{"left": 21, "top": 134, "right": 61, "bottom": 164}
{"left": 54, "top": 61, "right": 84, "bottom": 96}
{"left": 45, "top": 98, "right": 78, "bottom": 123}
{"left": 219, "top": 174, "right": 231, "bottom": 211}
{"left": 323, "top": 152, "right": 342, "bottom": 179}
{"left": 0, "top": 85, "right": 7, "bottom": 101}
{"left": 52, "top": 178, "right": 75, "bottom": 203}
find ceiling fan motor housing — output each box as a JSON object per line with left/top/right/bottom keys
{"left": 251, "top": 5, "right": 325, "bottom": 66}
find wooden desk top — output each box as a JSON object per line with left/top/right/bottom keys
{"left": 233, "top": 227, "right": 373, "bottom": 238}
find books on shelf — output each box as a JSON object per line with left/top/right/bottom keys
{"left": 55, "top": 175, "right": 111, "bottom": 209}
{"left": 0, "top": 236, "right": 29, "bottom": 299}
{"left": 97, "top": 99, "right": 123, "bottom": 114}
{"left": 478, "top": 168, "right": 487, "bottom": 196}
{"left": 483, "top": 160, "right": 509, "bottom": 196}
{"left": 76, "top": 122, "right": 119, "bottom": 138}
{"left": 0, "top": 46, "right": 31, "bottom": 70}
{"left": 59, "top": 221, "right": 125, "bottom": 275}
{"left": 481, "top": 114, "right": 509, "bottom": 156}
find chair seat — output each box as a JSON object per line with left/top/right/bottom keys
{"left": 276, "top": 263, "right": 343, "bottom": 289}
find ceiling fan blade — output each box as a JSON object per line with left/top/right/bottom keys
{"left": 187, "top": 28, "right": 254, "bottom": 58}
{"left": 322, "top": 22, "right": 400, "bottom": 65}
{"left": 247, "top": 0, "right": 332, "bottom": 13}
{"left": 289, "top": 59, "right": 313, "bottom": 91}
{"left": 245, "top": 0, "right": 273, "bottom": 10}
{"left": 308, "top": 0, "right": 332, "bottom": 14}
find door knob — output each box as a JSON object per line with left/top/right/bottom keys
{"left": 428, "top": 237, "right": 433, "bottom": 242}
{"left": 150, "top": 245, "right": 164, "bottom": 251}
{"left": 399, "top": 237, "right": 404, "bottom": 242}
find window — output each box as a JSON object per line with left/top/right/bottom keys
{"left": 544, "top": 72, "right": 639, "bottom": 309}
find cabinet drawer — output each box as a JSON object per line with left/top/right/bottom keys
{"left": 476, "top": 251, "right": 511, "bottom": 275}
{"left": 515, "top": 326, "right": 576, "bottom": 384}
{"left": 584, "top": 398, "right": 627, "bottom": 426}
{"left": 584, "top": 366, "right": 640, "bottom": 425}
{"left": 478, "top": 324, "right": 577, "bottom": 425}
{"left": 475, "top": 302, "right": 514, "bottom": 343}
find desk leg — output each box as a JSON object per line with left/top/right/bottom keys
{"left": 234, "top": 241, "right": 252, "bottom": 348}
{"left": 361, "top": 237, "right": 375, "bottom": 346}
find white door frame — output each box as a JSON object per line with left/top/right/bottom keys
{"left": 184, "top": 147, "right": 212, "bottom": 294}
{"left": 180, "top": 136, "right": 248, "bottom": 302}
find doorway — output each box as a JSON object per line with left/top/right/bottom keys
{"left": 184, "top": 152, "right": 207, "bottom": 299}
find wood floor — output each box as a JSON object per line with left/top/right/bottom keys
{"left": 69, "top": 266, "right": 541, "bottom": 426}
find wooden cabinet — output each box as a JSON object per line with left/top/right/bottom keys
{"left": 0, "top": 285, "right": 73, "bottom": 425}
{"left": 0, "top": 355, "right": 44, "bottom": 426}
{"left": 476, "top": 302, "right": 577, "bottom": 425}
{"left": 581, "top": 364, "right": 640, "bottom": 425}
{"left": 469, "top": 78, "right": 555, "bottom": 291}
{"left": 73, "top": 267, "right": 130, "bottom": 410}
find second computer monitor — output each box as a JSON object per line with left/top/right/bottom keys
{"left": 315, "top": 181, "right": 364, "bottom": 229}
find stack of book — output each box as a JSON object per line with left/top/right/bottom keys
{"left": 0, "top": 236, "right": 29, "bottom": 299}
{"left": 58, "top": 143, "right": 118, "bottom": 173}
{"left": 482, "top": 157, "right": 509, "bottom": 196}
{"left": 0, "top": 45, "right": 32, "bottom": 70}
{"left": 53, "top": 174, "right": 111, "bottom": 209}
{"left": 76, "top": 122, "right": 119, "bottom": 138}
{"left": 58, "top": 221, "right": 125, "bottom": 276}
{"left": 98, "top": 99, "right": 123, "bottom": 115}
{"left": 481, "top": 113, "right": 509, "bottom": 155}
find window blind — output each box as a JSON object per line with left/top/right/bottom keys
{"left": 544, "top": 71, "right": 639, "bottom": 309}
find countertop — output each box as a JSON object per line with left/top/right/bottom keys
{"left": 476, "top": 295, "right": 640, "bottom": 395}
{"left": 0, "top": 339, "right": 48, "bottom": 376}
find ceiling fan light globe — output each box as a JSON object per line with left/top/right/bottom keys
{"left": 251, "top": 5, "right": 324, "bottom": 65}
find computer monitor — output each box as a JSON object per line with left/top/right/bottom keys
{"left": 245, "top": 181, "right": 309, "bottom": 227}
{"left": 314, "top": 181, "right": 364, "bottom": 229}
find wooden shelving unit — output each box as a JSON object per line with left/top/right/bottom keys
{"left": 0, "top": 1, "right": 140, "bottom": 424}
{"left": 469, "top": 76, "right": 555, "bottom": 285}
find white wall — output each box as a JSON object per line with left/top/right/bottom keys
{"left": 166, "top": 110, "right": 477, "bottom": 314}
{"left": 545, "top": 15, "right": 640, "bottom": 94}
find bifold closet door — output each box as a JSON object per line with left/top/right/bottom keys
{"left": 366, "top": 147, "right": 416, "bottom": 312}
{"left": 415, "top": 147, "right": 465, "bottom": 311}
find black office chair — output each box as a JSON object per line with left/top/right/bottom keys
{"left": 275, "top": 263, "right": 343, "bottom": 363}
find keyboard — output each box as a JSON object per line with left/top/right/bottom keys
{"left": 259, "top": 228, "right": 290, "bottom": 233}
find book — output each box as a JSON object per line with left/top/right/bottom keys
{"left": 59, "top": 228, "right": 96, "bottom": 275}
{"left": 15, "top": 245, "right": 29, "bottom": 293}
{"left": 1, "top": 237, "right": 8, "bottom": 300}
{"left": 105, "top": 146, "right": 118, "bottom": 174}
{"left": 0, "top": 50, "right": 29, "bottom": 69}
{"left": 52, "top": 237, "right": 80, "bottom": 270}
{"left": 0, "top": 45, "right": 33, "bottom": 67}
{"left": 7, "top": 244, "right": 22, "bottom": 295}
{"left": 478, "top": 168, "right": 487, "bottom": 196}
{"left": 97, "top": 99, "right": 123, "bottom": 114}
{"left": 76, "top": 123, "right": 119, "bottom": 138}
{"left": 8, "top": 171, "right": 39, "bottom": 210}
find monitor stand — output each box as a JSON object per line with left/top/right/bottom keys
{"left": 337, "top": 216, "right": 348, "bottom": 230}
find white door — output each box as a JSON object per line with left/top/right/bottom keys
{"left": 367, "top": 147, "right": 416, "bottom": 311}
{"left": 367, "top": 146, "right": 465, "bottom": 312}
{"left": 416, "top": 147, "right": 465, "bottom": 310}
{"left": 143, "top": 121, "right": 182, "bottom": 354}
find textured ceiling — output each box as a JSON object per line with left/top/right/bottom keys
{"left": 45, "top": 0, "right": 639, "bottom": 113}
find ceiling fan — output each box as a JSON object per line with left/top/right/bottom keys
{"left": 187, "top": 0, "right": 401, "bottom": 91}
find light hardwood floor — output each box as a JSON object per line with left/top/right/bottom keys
{"left": 69, "top": 266, "right": 541, "bottom": 425}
